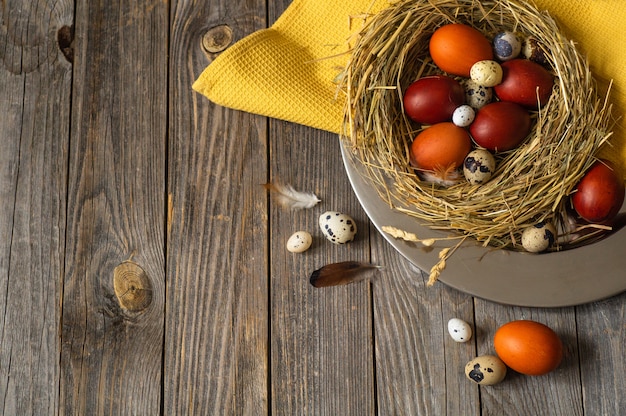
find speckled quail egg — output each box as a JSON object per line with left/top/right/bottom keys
{"left": 465, "top": 355, "right": 507, "bottom": 385}
{"left": 448, "top": 318, "right": 473, "bottom": 343}
{"left": 470, "top": 60, "right": 503, "bottom": 87}
{"left": 452, "top": 105, "right": 475, "bottom": 127}
{"left": 463, "top": 79, "right": 493, "bottom": 109}
{"left": 463, "top": 149, "right": 496, "bottom": 185}
{"left": 286, "top": 231, "right": 313, "bottom": 253}
{"left": 522, "top": 35, "right": 549, "bottom": 65}
{"left": 521, "top": 221, "right": 557, "bottom": 253}
{"left": 493, "top": 31, "right": 522, "bottom": 61}
{"left": 319, "top": 211, "right": 357, "bottom": 244}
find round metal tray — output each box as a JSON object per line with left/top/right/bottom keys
{"left": 342, "top": 143, "right": 626, "bottom": 307}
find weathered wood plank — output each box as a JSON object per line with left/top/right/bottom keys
{"left": 577, "top": 293, "right": 626, "bottom": 415}
{"left": 370, "top": 233, "right": 480, "bottom": 415}
{"left": 473, "top": 303, "right": 582, "bottom": 415}
{"left": 0, "top": 1, "right": 73, "bottom": 414}
{"left": 268, "top": 122, "right": 375, "bottom": 415}
{"left": 165, "top": 0, "right": 270, "bottom": 414}
{"left": 262, "top": 0, "right": 373, "bottom": 411}
{"left": 59, "top": 1, "right": 167, "bottom": 414}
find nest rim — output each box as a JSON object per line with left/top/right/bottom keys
{"left": 340, "top": 0, "right": 613, "bottom": 251}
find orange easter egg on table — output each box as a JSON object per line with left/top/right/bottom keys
{"left": 494, "top": 320, "right": 563, "bottom": 376}
{"left": 429, "top": 23, "right": 494, "bottom": 77}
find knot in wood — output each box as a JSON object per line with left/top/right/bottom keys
{"left": 113, "top": 261, "right": 152, "bottom": 312}
{"left": 202, "top": 25, "right": 233, "bottom": 54}
{"left": 57, "top": 25, "right": 74, "bottom": 63}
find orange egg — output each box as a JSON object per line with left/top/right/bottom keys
{"left": 410, "top": 122, "right": 471, "bottom": 176}
{"left": 494, "top": 320, "right": 563, "bottom": 376}
{"left": 429, "top": 23, "right": 494, "bottom": 77}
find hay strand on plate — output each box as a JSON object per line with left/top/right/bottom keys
{"left": 340, "top": 0, "right": 614, "bottom": 251}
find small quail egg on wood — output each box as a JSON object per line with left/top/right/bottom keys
{"left": 470, "top": 60, "right": 503, "bottom": 87}
{"left": 465, "top": 355, "right": 507, "bottom": 385}
{"left": 463, "top": 149, "right": 496, "bottom": 185}
{"left": 452, "top": 105, "right": 475, "bottom": 127}
{"left": 448, "top": 318, "right": 472, "bottom": 342}
{"left": 463, "top": 79, "right": 493, "bottom": 109}
{"left": 319, "top": 211, "right": 357, "bottom": 244}
{"left": 493, "top": 31, "right": 522, "bottom": 61}
{"left": 286, "top": 231, "right": 313, "bottom": 253}
{"left": 521, "top": 221, "right": 557, "bottom": 253}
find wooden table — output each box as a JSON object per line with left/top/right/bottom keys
{"left": 1, "top": 0, "right": 625, "bottom": 414}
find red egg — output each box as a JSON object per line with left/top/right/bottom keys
{"left": 429, "top": 23, "right": 494, "bottom": 77}
{"left": 494, "top": 59, "right": 554, "bottom": 109}
{"left": 403, "top": 76, "right": 465, "bottom": 125}
{"left": 469, "top": 101, "right": 531, "bottom": 152}
{"left": 572, "top": 160, "right": 625, "bottom": 223}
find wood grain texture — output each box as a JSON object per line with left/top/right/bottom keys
{"left": 264, "top": 2, "right": 373, "bottom": 411}
{"left": 166, "top": 0, "right": 270, "bottom": 414}
{"left": 60, "top": 1, "right": 167, "bottom": 414}
{"left": 0, "top": 1, "right": 73, "bottom": 414}
{"left": 370, "top": 232, "right": 479, "bottom": 415}
{"left": 268, "top": 122, "right": 375, "bottom": 415}
{"left": 577, "top": 295, "right": 626, "bottom": 415}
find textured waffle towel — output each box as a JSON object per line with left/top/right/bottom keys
{"left": 192, "top": 0, "right": 626, "bottom": 177}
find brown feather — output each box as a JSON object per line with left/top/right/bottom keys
{"left": 309, "top": 261, "right": 382, "bottom": 288}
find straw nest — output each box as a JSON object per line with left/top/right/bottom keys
{"left": 340, "top": 0, "right": 613, "bottom": 251}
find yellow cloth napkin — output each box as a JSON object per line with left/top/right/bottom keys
{"left": 192, "top": 0, "right": 626, "bottom": 178}
{"left": 192, "top": 0, "right": 386, "bottom": 132}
